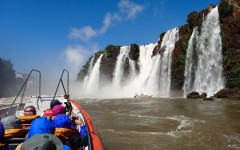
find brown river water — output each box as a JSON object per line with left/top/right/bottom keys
{"left": 76, "top": 98, "right": 240, "bottom": 150}
{"left": 1, "top": 97, "right": 240, "bottom": 150}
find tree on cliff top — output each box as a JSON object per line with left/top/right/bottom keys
{"left": 219, "top": 0, "right": 234, "bottom": 16}
{"left": 187, "top": 11, "right": 198, "bottom": 29}
{"left": 0, "top": 58, "right": 18, "bottom": 97}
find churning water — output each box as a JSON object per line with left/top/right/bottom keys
{"left": 77, "top": 98, "right": 240, "bottom": 150}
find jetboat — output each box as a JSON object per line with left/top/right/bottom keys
{"left": 1, "top": 69, "right": 104, "bottom": 150}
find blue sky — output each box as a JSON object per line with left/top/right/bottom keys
{"left": 0, "top": 0, "right": 219, "bottom": 79}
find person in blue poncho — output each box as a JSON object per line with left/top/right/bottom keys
{"left": 16, "top": 117, "right": 71, "bottom": 150}
{"left": 53, "top": 114, "right": 88, "bottom": 149}
{"left": 0, "top": 121, "right": 11, "bottom": 150}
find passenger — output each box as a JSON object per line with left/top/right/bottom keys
{"left": 53, "top": 114, "right": 87, "bottom": 149}
{"left": 52, "top": 104, "right": 66, "bottom": 116}
{"left": 28, "top": 117, "right": 55, "bottom": 138}
{"left": 50, "top": 99, "right": 72, "bottom": 116}
{"left": 0, "top": 121, "right": 11, "bottom": 150}
{"left": 1, "top": 116, "right": 22, "bottom": 130}
{"left": 0, "top": 121, "right": 4, "bottom": 149}
{"left": 1, "top": 116, "right": 24, "bottom": 150}
{"left": 50, "top": 99, "right": 62, "bottom": 109}
{"left": 23, "top": 105, "right": 36, "bottom": 116}
{"left": 53, "top": 114, "right": 72, "bottom": 129}
{"left": 0, "top": 121, "right": 4, "bottom": 143}
{"left": 19, "top": 133, "right": 71, "bottom": 150}
{"left": 16, "top": 117, "right": 71, "bottom": 150}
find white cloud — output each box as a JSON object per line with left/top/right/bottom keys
{"left": 68, "top": 26, "right": 97, "bottom": 41}
{"left": 64, "top": 45, "right": 89, "bottom": 69}
{"left": 99, "top": 12, "right": 121, "bottom": 34}
{"left": 62, "top": 44, "right": 100, "bottom": 79}
{"left": 69, "top": 0, "right": 145, "bottom": 42}
{"left": 118, "top": 0, "right": 145, "bottom": 19}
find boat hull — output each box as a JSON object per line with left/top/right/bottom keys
{"left": 70, "top": 100, "right": 104, "bottom": 150}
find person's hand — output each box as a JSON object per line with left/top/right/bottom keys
{"left": 75, "top": 117, "right": 84, "bottom": 126}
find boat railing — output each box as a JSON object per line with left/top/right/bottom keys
{"left": 52, "top": 69, "right": 69, "bottom": 101}
{"left": 5, "top": 69, "right": 41, "bottom": 116}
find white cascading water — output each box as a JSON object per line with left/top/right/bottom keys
{"left": 83, "top": 56, "right": 95, "bottom": 88}
{"left": 183, "top": 27, "right": 199, "bottom": 96}
{"left": 192, "top": 6, "right": 224, "bottom": 96}
{"left": 158, "top": 27, "right": 179, "bottom": 97}
{"left": 82, "top": 27, "right": 179, "bottom": 98}
{"left": 124, "top": 43, "right": 157, "bottom": 95}
{"left": 112, "top": 46, "right": 130, "bottom": 87}
{"left": 144, "top": 54, "right": 161, "bottom": 95}
{"left": 85, "top": 54, "right": 103, "bottom": 93}
{"left": 128, "top": 59, "right": 136, "bottom": 81}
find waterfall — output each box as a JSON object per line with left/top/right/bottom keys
{"left": 183, "top": 27, "right": 198, "bottom": 96}
{"left": 112, "top": 46, "right": 130, "bottom": 87}
{"left": 158, "top": 27, "right": 179, "bottom": 97}
{"left": 128, "top": 59, "right": 136, "bottom": 81}
{"left": 88, "top": 56, "right": 95, "bottom": 75}
{"left": 86, "top": 54, "right": 103, "bottom": 93}
{"left": 83, "top": 56, "right": 95, "bottom": 88}
{"left": 111, "top": 28, "right": 179, "bottom": 97}
{"left": 192, "top": 6, "right": 224, "bottom": 96}
{"left": 124, "top": 43, "right": 157, "bottom": 95}
{"left": 145, "top": 54, "right": 161, "bottom": 95}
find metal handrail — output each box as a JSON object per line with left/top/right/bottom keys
{"left": 52, "top": 69, "right": 69, "bottom": 100}
{"left": 5, "top": 69, "right": 41, "bottom": 116}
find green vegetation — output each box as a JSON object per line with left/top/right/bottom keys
{"left": 187, "top": 11, "right": 198, "bottom": 28}
{"left": 171, "top": 32, "right": 191, "bottom": 89}
{"left": 104, "top": 45, "right": 118, "bottom": 57}
{"left": 77, "top": 55, "right": 95, "bottom": 81}
{"left": 219, "top": 0, "right": 234, "bottom": 16}
{"left": 182, "top": 33, "right": 191, "bottom": 52}
{"left": 227, "top": 78, "right": 240, "bottom": 87}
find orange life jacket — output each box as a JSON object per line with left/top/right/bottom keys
{"left": 54, "top": 128, "right": 76, "bottom": 144}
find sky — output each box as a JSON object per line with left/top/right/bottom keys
{"left": 0, "top": 0, "right": 220, "bottom": 80}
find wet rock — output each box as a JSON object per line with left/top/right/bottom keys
{"left": 201, "top": 92, "right": 207, "bottom": 98}
{"left": 186, "top": 91, "right": 202, "bottom": 99}
{"left": 214, "top": 89, "right": 229, "bottom": 98}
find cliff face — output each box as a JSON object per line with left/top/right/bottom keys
{"left": 77, "top": 0, "right": 240, "bottom": 93}
{"left": 0, "top": 58, "right": 24, "bottom": 97}
{"left": 219, "top": 0, "right": 240, "bottom": 87}
{"left": 100, "top": 45, "right": 120, "bottom": 82}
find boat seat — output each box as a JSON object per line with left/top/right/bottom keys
{"left": 4, "top": 129, "right": 28, "bottom": 139}
{"left": 18, "top": 115, "right": 39, "bottom": 124}
{"left": 18, "top": 115, "right": 40, "bottom": 129}
{"left": 5, "top": 138, "right": 26, "bottom": 144}
{"left": 5, "top": 138, "right": 27, "bottom": 150}
{"left": 54, "top": 128, "right": 76, "bottom": 144}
